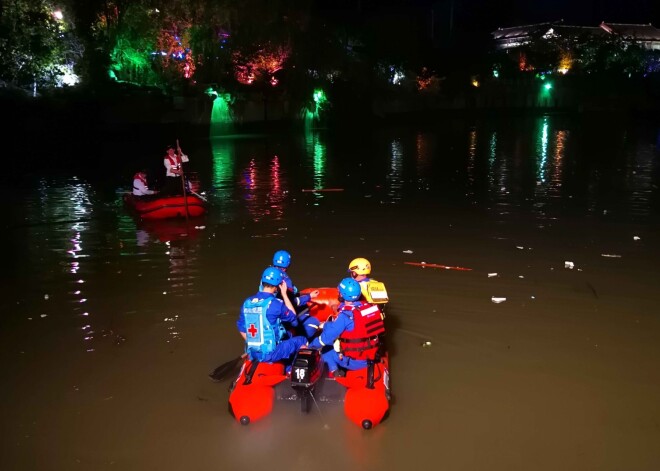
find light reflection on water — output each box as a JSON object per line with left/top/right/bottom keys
{"left": 211, "top": 137, "right": 236, "bottom": 222}
{"left": 305, "top": 130, "right": 327, "bottom": 204}
{"left": 625, "top": 141, "right": 657, "bottom": 219}
{"left": 387, "top": 139, "right": 404, "bottom": 203}
{"left": 466, "top": 128, "right": 477, "bottom": 198}
{"left": 4, "top": 117, "right": 660, "bottom": 348}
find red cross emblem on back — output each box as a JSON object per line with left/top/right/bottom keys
{"left": 247, "top": 323, "right": 258, "bottom": 338}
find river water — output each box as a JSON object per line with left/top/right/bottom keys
{"left": 2, "top": 115, "right": 660, "bottom": 470}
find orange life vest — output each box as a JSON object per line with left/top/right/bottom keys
{"left": 338, "top": 302, "right": 385, "bottom": 361}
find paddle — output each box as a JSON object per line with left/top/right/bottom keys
{"left": 176, "top": 139, "right": 190, "bottom": 221}
{"left": 189, "top": 189, "right": 208, "bottom": 203}
{"left": 209, "top": 353, "right": 247, "bottom": 382}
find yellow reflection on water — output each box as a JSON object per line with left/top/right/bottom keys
{"left": 551, "top": 130, "right": 567, "bottom": 186}
{"left": 467, "top": 128, "right": 477, "bottom": 195}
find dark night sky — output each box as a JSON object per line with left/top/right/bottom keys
{"left": 330, "top": 0, "right": 660, "bottom": 30}
{"left": 316, "top": 0, "right": 660, "bottom": 52}
{"left": 480, "top": 0, "right": 660, "bottom": 27}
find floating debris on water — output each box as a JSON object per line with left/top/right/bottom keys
{"left": 564, "top": 261, "right": 575, "bottom": 269}
{"left": 601, "top": 254, "right": 622, "bottom": 258}
{"left": 488, "top": 273, "right": 498, "bottom": 278}
{"left": 633, "top": 236, "right": 640, "bottom": 241}
{"left": 491, "top": 297, "right": 507, "bottom": 303}
{"left": 421, "top": 341, "right": 432, "bottom": 347}
{"left": 402, "top": 250, "right": 413, "bottom": 254}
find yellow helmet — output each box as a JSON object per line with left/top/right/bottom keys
{"left": 348, "top": 258, "right": 371, "bottom": 276}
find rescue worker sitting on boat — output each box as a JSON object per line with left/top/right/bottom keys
{"left": 348, "top": 257, "right": 389, "bottom": 308}
{"left": 265, "top": 250, "right": 321, "bottom": 338}
{"left": 162, "top": 144, "right": 189, "bottom": 195}
{"left": 348, "top": 257, "right": 374, "bottom": 297}
{"left": 308, "top": 278, "right": 385, "bottom": 377}
{"left": 132, "top": 170, "right": 158, "bottom": 197}
{"left": 237, "top": 267, "right": 308, "bottom": 364}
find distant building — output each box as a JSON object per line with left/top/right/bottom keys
{"left": 599, "top": 23, "right": 660, "bottom": 50}
{"left": 493, "top": 20, "right": 660, "bottom": 51}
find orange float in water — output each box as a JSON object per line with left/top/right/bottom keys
{"left": 404, "top": 261, "right": 472, "bottom": 271}
{"left": 228, "top": 361, "right": 287, "bottom": 425}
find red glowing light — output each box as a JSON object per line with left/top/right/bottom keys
{"left": 233, "top": 44, "right": 290, "bottom": 85}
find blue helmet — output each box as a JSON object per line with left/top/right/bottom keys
{"left": 338, "top": 277, "right": 361, "bottom": 301}
{"left": 273, "top": 250, "right": 291, "bottom": 268}
{"left": 261, "top": 267, "right": 283, "bottom": 286}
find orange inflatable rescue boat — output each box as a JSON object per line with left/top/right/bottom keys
{"left": 124, "top": 193, "right": 207, "bottom": 220}
{"left": 228, "top": 287, "right": 391, "bottom": 429}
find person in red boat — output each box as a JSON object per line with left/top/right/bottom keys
{"left": 237, "top": 267, "right": 308, "bottom": 363}
{"left": 162, "top": 144, "right": 189, "bottom": 195}
{"left": 308, "top": 277, "right": 385, "bottom": 376}
{"left": 132, "top": 170, "right": 157, "bottom": 196}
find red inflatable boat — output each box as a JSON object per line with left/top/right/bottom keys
{"left": 228, "top": 287, "right": 391, "bottom": 429}
{"left": 124, "top": 193, "right": 207, "bottom": 220}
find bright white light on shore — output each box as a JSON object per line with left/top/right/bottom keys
{"left": 53, "top": 10, "right": 63, "bottom": 20}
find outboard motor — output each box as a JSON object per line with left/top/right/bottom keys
{"left": 290, "top": 348, "right": 323, "bottom": 413}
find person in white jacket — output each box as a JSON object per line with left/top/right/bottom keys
{"left": 162, "top": 144, "right": 189, "bottom": 195}
{"left": 132, "top": 170, "right": 157, "bottom": 196}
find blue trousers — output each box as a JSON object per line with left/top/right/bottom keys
{"left": 299, "top": 314, "right": 323, "bottom": 339}
{"left": 321, "top": 349, "right": 368, "bottom": 373}
{"left": 253, "top": 336, "right": 307, "bottom": 363}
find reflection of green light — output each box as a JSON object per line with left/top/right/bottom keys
{"left": 211, "top": 139, "right": 234, "bottom": 190}
{"left": 305, "top": 131, "right": 326, "bottom": 195}
{"left": 493, "top": 69, "right": 499, "bottom": 78}
{"left": 544, "top": 82, "right": 552, "bottom": 91}
{"left": 211, "top": 138, "right": 236, "bottom": 220}
{"left": 537, "top": 117, "right": 549, "bottom": 183}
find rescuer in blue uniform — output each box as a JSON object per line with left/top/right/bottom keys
{"left": 308, "top": 278, "right": 385, "bottom": 376}
{"left": 266, "top": 250, "right": 321, "bottom": 338}
{"left": 237, "top": 267, "right": 308, "bottom": 363}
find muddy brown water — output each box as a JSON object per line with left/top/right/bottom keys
{"left": 2, "top": 116, "right": 660, "bottom": 470}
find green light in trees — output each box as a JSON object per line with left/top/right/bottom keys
{"left": 313, "top": 89, "right": 326, "bottom": 104}
{"left": 209, "top": 90, "right": 234, "bottom": 137}
{"left": 304, "top": 89, "right": 328, "bottom": 129}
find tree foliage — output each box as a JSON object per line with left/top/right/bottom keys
{"left": 0, "top": 0, "right": 82, "bottom": 91}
